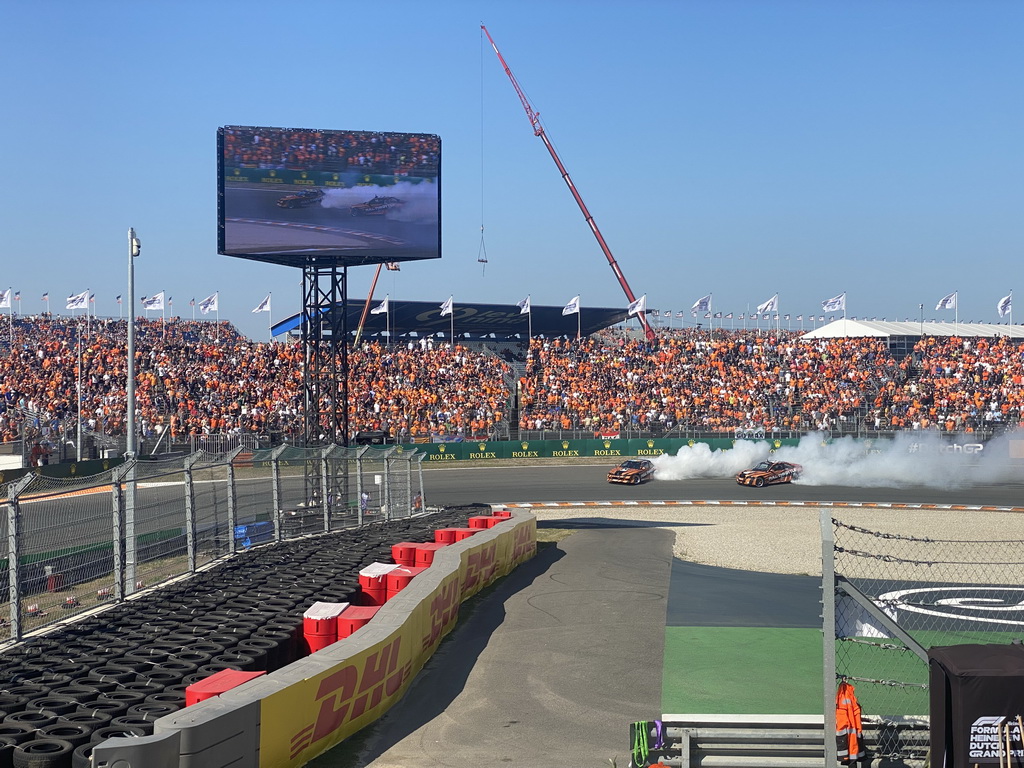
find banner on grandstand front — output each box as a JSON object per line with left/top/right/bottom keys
{"left": 399, "top": 437, "right": 802, "bottom": 461}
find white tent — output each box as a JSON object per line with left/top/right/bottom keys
{"left": 800, "top": 319, "right": 1024, "bottom": 340}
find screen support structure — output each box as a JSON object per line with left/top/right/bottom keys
{"left": 301, "top": 263, "right": 349, "bottom": 507}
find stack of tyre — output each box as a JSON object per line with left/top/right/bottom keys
{"left": 0, "top": 506, "right": 485, "bottom": 767}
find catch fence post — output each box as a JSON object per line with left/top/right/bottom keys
{"left": 183, "top": 452, "right": 201, "bottom": 572}
{"left": 414, "top": 452, "right": 426, "bottom": 512}
{"left": 356, "top": 446, "right": 367, "bottom": 526}
{"left": 821, "top": 509, "right": 838, "bottom": 766}
{"left": 225, "top": 446, "right": 244, "bottom": 555}
{"left": 383, "top": 447, "right": 394, "bottom": 522}
{"left": 270, "top": 445, "right": 287, "bottom": 542}
{"left": 320, "top": 445, "right": 336, "bottom": 533}
{"left": 6, "top": 473, "right": 36, "bottom": 641}
{"left": 111, "top": 461, "right": 134, "bottom": 602}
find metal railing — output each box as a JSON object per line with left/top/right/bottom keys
{"left": 0, "top": 443, "right": 426, "bottom": 643}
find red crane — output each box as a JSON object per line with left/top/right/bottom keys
{"left": 481, "top": 24, "right": 655, "bottom": 341}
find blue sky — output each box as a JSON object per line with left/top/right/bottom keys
{"left": 2, "top": 0, "right": 1021, "bottom": 340}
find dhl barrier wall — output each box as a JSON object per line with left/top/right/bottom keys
{"left": 401, "top": 436, "right": 800, "bottom": 462}
{"left": 93, "top": 511, "right": 538, "bottom": 768}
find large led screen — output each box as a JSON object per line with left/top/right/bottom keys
{"left": 218, "top": 126, "right": 441, "bottom": 267}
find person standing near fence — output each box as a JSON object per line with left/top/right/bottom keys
{"left": 360, "top": 491, "right": 370, "bottom": 514}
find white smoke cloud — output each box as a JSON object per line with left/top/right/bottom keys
{"left": 321, "top": 181, "right": 438, "bottom": 224}
{"left": 653, "top": 429, "right": 1022, "bottom": 489}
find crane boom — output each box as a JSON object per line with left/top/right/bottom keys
{"left": 481, "top": 24, "right": 654, "bottom": 340}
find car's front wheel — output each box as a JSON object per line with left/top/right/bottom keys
{"left": 755, "top": 477, "right": 765, "bottom": 487}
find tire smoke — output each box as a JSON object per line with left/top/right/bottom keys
{"left": 653, "top": 430, "right": 1022, "bottom": 489}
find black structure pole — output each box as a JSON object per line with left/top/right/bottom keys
{"left": 301, "top": 262, "right": 349, "bottom": 508}
{"left": 301, "top": 263, "right": 349, "bottom": 447}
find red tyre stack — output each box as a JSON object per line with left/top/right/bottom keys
{"left": 434, "top": 528, "right": 460, "bottom": 544}
{"left": 358, "top": 563, "right": 399, "bottom": 606}
{"left": 385, "top": 566, "right": 427, "bottom": 600}
{"left": 413, "top": 542, "right": 447, "bottom": 567}
{"left": 185, "top": 669, "right": 265, "bottom": 706}
{"left": 337, "top": 605, "right": 381, "bottom": 639}
{"left": 302, "top": 601, "right": 349, "bottom": 653}
{"left": 391, "top": 542, "right": 420, "bottom": 567}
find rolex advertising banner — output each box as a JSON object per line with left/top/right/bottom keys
{"left": 401, "top": 437, "right": 798, "bottom": 462}
{"left": 929, "top": 644, "right": 1024, "bottom": 767}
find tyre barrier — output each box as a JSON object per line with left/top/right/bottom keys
{"left": 93, "top": 507, "right": 536, "bottom": 767}
{"left": 0, "top": 505, "right": 521, "bottom": 766}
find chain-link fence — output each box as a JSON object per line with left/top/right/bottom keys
{"left": 822, "top": 510, "right": 1024, "bottom": 764}
{"left": 0, "top": 443, "right": 426, "bottom": 643}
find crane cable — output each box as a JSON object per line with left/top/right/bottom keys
{"left": 478, "top": 24, "right": 488, "bottom": 274}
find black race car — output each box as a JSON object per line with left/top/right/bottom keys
{"left": 350, "top": 195, "right": 404, "bottom": 216}
{"left": 735, "top": 460, "right": 802, "bottom": 487}
{"left": 607, "top": 459, "right": 656, "bottom": 485}
{"left": 276, "top": 188, "right": 325, "bottom": 209}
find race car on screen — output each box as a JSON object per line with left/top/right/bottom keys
{"left": 276, "top": 188, "right": 325, "bottom": 209}
{"left": 735, "top": 460, "right": 802, "bottom": 487}
{"left": 350, "top": 195, "right": 404, "bottom": 216}
{"left": 606, "top": 459, "right": 656, "bottom": 485}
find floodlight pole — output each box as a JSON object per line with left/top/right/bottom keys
{"left": 126, "top": 228, "right": 140, "bottom": 456}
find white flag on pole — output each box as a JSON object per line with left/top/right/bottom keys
{"left": 370, "top": 295, "right": 389, "bottom": 315}
{"left": 821, "top": 292, "right": 846, "bottom": 312}
{"left": 935, "top": 291, "right": 957, "bottom": 311}
{"left": 997, "top": 291, "right": 1012, "bottom": 318}
{"left": 252, "top": 294, "right": 271, "bottom": 313}
{"left": 66, "top": 290, "right": 89, "bottom": 310}
{"left": 0, "top": 289, "right": 10, "bottom": 309}
{"left": 439, "top": 296, "right": 453, "bottom": 316}
{"left": 562, "top": 295, "right": 580, "bottom": 316}
{"left": 199, "top": 292, "right": 219, "bottom": 315}
{"left": 627, "top": 294, "right": 646, "bottom": 317}
{"left": 691, "top": 294, "right": 711, "bottom": 313}
{"left": 517, "top": 295, "right": 531, "bottom": 315}
{"left": 756, "top": 293, "right": 778, "bottom": 314}
{"left": 142, "top": 291, "right": 165, "bottom": 311}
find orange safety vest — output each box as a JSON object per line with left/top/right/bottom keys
{"left": 836, "top": 679, "right": 863, "bottom": 764}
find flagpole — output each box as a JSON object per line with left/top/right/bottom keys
{"left": 268, "top": 293, "right": 273, "bottom": 342}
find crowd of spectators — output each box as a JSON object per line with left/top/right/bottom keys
{"left": 221, "top": 128, "right": 440, "bottom": 178}
{"left": 1, "top": 316, "right": 1021, "bottom": 454}
{"left": 517, "top": 329, "right": 1024, "bottom": 436}
{"left": 0, "top": 316, "right": 507, "bottom": 448}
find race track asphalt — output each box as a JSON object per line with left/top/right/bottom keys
{"left": 317, "top": 519, "right": 674, "bottom": 768}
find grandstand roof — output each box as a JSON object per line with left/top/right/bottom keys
{"left": 801, "top": 318, "right": 1024, "bottom": 339}
{"left": 271, "top": 299, "right": 633, "bottom": 339}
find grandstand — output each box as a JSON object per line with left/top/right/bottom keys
{"left": 0, "top": 313, "right": 1022, "bottom": 466}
